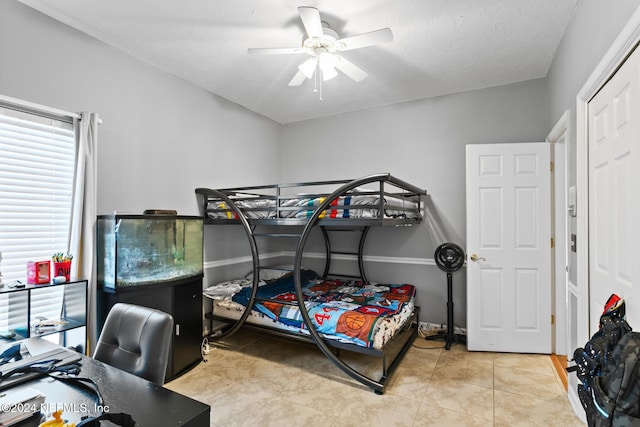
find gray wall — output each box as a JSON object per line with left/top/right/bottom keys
{"left": 0, "top": 1, "right": 283, "bottom": 337}
{"left": 0, "top": 1, "right": 282, "bottom": 315}
{"left": 0, "top": 0, "right": 281, "bottom": 217}
{"left": 547, "top": 0, "right": 640, "bottom": 127}
{"left": 281, "top": 79, "right": 547, "bottom": 325}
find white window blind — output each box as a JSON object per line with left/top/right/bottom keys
{"left": 0, "top": 105, "right": 76, "bottom": 334}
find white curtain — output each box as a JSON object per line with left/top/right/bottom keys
{"left": 68, "top": 111, "right": 99, "bottom": 351}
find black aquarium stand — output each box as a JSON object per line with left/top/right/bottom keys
{"left": 97, "top": 274, "right": 203, "bottom": 381}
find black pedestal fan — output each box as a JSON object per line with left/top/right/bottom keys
{"left": 428, "top": 242, "right": 467, "bottom": 350}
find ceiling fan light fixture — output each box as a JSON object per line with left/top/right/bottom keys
{"left": 318, "top": 51, "right": 337, "bottom": 67}
{"left": 298, "top": 57, "right": 317, "bottom": 79}
{"left": 320, "top": 64, "right": 338, "bottom": 81}
{"left": 318, "top": 52, "right": 338, "bottom": 81}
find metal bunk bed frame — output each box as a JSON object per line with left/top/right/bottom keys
{"left": 195, "top": 173, "right": 427, "bottom": 394}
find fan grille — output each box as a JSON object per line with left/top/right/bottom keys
{"left": 434, "top": 243, "right": 465, "bottom": 273}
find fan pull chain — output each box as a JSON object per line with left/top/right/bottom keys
{"left": 314, "top": 63, "right": 323, "bottom": 101}
{"left": 313, "top": 65, "right": 318, "bottom": 94}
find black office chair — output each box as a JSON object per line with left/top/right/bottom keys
{"left": 93, "top": 303, "right": 174, "bottom": 385}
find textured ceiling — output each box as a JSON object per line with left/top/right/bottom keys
{"left": 18, "top": 0, "right": 578, "bottom": 124}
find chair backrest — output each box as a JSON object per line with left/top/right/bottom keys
{"left": 94, "top": 303, "right": 173, "bottom": 384}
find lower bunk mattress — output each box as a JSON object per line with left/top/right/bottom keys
{"left": 204, "top": 269, "right": 416, "bottom": 350}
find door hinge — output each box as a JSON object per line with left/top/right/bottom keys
{"left": 551, "top": 237, "right": 554, "bottom": 248}
{"left": 550, "top": 161, "right": 554, "bottom": 172}
{"left": 551, "top": 314, "right": 555, "bottom": 325}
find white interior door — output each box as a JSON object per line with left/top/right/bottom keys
{"left": 588, "top": 45, "right": 640, "bottom": 334}
{"left": 466, "top": 143, "right": 552, "bottom": 353}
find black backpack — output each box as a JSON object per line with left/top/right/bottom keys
{"left": 590, "top": 331, "right": 640, "bottom": 426}
{"left": 568, "top": 294, "right": 640, "bottom": 426}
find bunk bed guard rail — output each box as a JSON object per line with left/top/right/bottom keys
{"left": 195, "top": 173, "right": 427, "bottom": 226}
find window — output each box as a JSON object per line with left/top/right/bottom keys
{"left": 0, "top": 104, "right": 76, "bottom": 333}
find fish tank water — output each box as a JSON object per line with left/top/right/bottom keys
{"left": 97, "top": 215, "right": 203, "bottom": 290}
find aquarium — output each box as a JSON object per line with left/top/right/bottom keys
{"left": 97, "top": 215, "right": 203, "bottom": 290}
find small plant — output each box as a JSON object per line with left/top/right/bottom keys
{"left": 52, "top": 252, "right": 73, "bottom": 263}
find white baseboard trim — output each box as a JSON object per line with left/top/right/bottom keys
{"left": 567, "top": 387, "right": 587, "bottom": 424}
{"left": 204, "top": 251, "right": 437, "bottom": 270}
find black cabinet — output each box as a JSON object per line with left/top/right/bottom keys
{"left": 97, "top": 274, "right": 203, "bottom": 381}
{"left": 172, "top": 279, "right": 203, "bottom": 375}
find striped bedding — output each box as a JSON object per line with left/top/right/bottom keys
{"left": 206, "top": 195, "right": 420, "bottom": 220}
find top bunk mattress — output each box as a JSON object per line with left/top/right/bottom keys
{"left": 196, "top": 173, "right": 427, "bottom": 225}
{"left": 205, "top": 194, "right": 421, "bottom": 220}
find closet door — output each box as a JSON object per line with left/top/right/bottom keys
{"left": 588, "top": 46, "right": 640, "bottom": 333}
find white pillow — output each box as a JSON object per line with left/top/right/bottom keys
{"left": 203, "top": 278, "right": 252, "bottom": 300}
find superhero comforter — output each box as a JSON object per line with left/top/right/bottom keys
{"left": 228, "top": 270, "right": 416, "bottom": 349}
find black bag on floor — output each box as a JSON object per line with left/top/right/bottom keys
{"left": 570, "top": 295, "right": 631, "bottom": 385}
{"left": 590, "top": 331, "right": 640, "bottom": 426}
{"left": 567, "top": 294, "right": 640, "bottom": 426}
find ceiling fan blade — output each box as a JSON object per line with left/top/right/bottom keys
{"left": 336, "top": 28, "right": 393, "bottom": 51}
{"left": 247, "top": 47, "right": 306, "bottom": 55}
{"left": 298, "top": 6, "right": 323, "bottom": 39}
{"left": 334, "top": 56, "right": 368, "bottom": 82}
{"left": 288, "top": 70, "right": 307, "bottom": 86}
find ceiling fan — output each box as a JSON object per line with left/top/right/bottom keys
{"left": 248, "top": 6, "right": 393, "bottom": 98}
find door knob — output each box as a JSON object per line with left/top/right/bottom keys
{"left": 470, "top": 253, "right": 486, "bottom": 262}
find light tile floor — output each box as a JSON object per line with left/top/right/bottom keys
{"left": 165, "top": 331, "right": 585, "bottom": 426}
